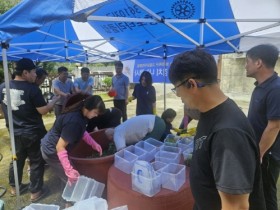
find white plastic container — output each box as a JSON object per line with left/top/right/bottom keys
{"left": 111, "top": 205, "right": 128, "bottom": 210}
{"left": 135, "top": 141, "right": 157, "bottom": 162}
{"left": 155, "top": 150, "right": 180, "bottom": 164}
{"left": 161, "top": 163, "right": 186, "bottom": 191}
{"left": 22, "top": 203, "right": 60, "bottom": 210}
{"left": 114, "top": 149, "right": 138, "bottom": 174}
{"left": 131, "top": 160, "right": 161, "bottom": 197}
{"left": 62, "top": 176, "right": 105, "bottom": 202}
{"left": 64, "top": 196, "right": 108, "bottom": 210}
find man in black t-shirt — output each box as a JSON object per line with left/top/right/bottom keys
{"left": 0, "top": 58, "right": 58, "bottom": 202}
{"left": 168, "top": 50, "right": 266, "bottom": 210}
{"left": 246, "top": 44, "right": 280, "bottom": 210}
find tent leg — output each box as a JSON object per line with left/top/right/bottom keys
{"left": 1, "top": 43, "right": 22, "bottom": 209}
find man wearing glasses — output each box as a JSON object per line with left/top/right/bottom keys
{"left": 168, "top": 49, "right": 265, "bottom": 210}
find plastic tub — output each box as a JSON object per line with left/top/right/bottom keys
{"left": 62, "top": 175, "right": 105, "bottom": 202}
{"left": 161, "top": 163, "right": 186, "bottom": 191}
{"left": 114, "top": 149, "right": 138, "bottom": 174}
{"left": 124, "top": 145, "right": 147, "bottom": 161}
{"left": 135, "top": 141, "right": 157, "bottom": 162}
{"left": 155, "top": 151, "right": 180, "bottom": 164}
{"left": 22, "top": 203, "right": 59, "bottom": 210}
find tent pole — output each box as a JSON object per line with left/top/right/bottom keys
{"left": 1, "top": 43, "right": 21, "bottom": 209}
{"left": 163, "top": 45, "right": 167, "bottom": 111}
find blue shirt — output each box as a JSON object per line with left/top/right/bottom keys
{"left": 112, "top": 73, "right": 129, "bottom": 100}
{"left": 248, "top": 73, "right": 280, "bottom": 160}
{"left": 74, "top": 76, "right": 94, "bottom": 95}
{"left": 52, "top": 77, "right": 74, "bottom": 105}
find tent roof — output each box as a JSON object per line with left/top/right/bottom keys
{"left": 1, "top": 0, "right": 280, "bottom": 63}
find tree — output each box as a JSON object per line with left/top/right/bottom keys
{"left": 0, "top": 0, "right": 20, "bottom": 14}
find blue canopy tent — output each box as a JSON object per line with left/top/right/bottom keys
{"left": 0, "top": 0, "right": 111, "bottom": 208}
{"left": 1, "top": 0, "right": 280, "bottom": 208}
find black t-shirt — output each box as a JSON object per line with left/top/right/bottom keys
{"left": 248, "top": 73, "right": 280, "bottom": 160}
{"left": 190, "top": 98, "right": 266, "bottom": 210}
{"left": 41, "top": 111, "right": 87, "bottom": 155}
{"left": 86, "top": 107, "right": 121, "bottom": 132}
{"left": 132, "top": 84, "right": 156, "bottom": 115}
{"left": 0, "top": 80, "right": 47, "bottom": 136}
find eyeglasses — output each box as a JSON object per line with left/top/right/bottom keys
{"left": 171, "top": 78, "right": 191, "bottom": 94}
{"left": 171, "top": 78, "right": 220, "bottom": 94}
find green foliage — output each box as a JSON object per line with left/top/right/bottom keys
{"left": 103, "top": 77, "right": 112, "bottom": 87}
{"left": 0, "top": 0, "right": 20, "bottom": 14}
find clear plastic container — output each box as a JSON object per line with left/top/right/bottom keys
{"left": 163, "top": 134, "right": 180, "bottom": 147}
{"left": 135, "top": 141, "right": 157, "bottom": 162}
{"left": 131, "top": 171, "right": 161, "bottom": 197}
{"left": 161, "top": 163, "right": 186, "bottom": 191}
{"left": 111, "top": 205, "right": 128, "bottom": 210}
{"left": 22, "top": 203, "right": 60, "bottom": 210}
{"left": 160, "top": 145, "right": 182, "bottom": 154}
{"left": 178, "top": 137, "right": 194, "bottom": 151}
{"left": 114, "top": 149, "right": 138, "bottom": 174}
{"left": 64, "top": 196, "right": 108, "bottom": 210}
{"left": 155, "top": 150, "right": 180, "bottom": 164}
{"left": 151, "top": 161, "right": 168, "bottom": 173}
{"left": 124, "top": 145, "right": 147, "bottom": 161}
{"left": 62, "top": 176, "right": 105, "bottom": 202}
{"left": 144, "top": 138, "right": 163, "bottom": 151}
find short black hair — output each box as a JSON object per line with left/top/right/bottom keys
{"left": 246, "top": 44, "right": 279, "bottom": 68}
{"left": 161, "top": 108, "right": 177, "bottom": 122}
{"left": 169, "top": 49, "right": 218, "bottom": 84}
{"left": 139, "top": 71, "right": 153, "bottom": 86}
{"left": 114, "top": 61, "right": 123, "bottom": 68}
{"left": 36, "top": 67, "right": 48, "bottom": 80}
{"left": 58, "top": 66, "right": 68, "bottom": 74}
{"left": 81, "top": 67, "right": 90, "bottom": 73}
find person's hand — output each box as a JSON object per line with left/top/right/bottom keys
{"left": 57, "top": 150, "right": 80, "bottom": 186}
{"left": 153, "top": 107, "right": 157, "bottom": 115}
{"left": 90, "top": 140, "right": 102, "bottom": 156}
{"left": 172, "top": 127, "right": 182, "bottom": 133}
{"left": 82, "top": 131, "right": 103, "bottom": 156}
{"left": 128, "top": 96, "right": 134, "bottom": 103}
{"left": 66, "top": 168, "right": 80, "bottom": 186}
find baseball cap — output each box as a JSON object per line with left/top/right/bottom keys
{"left": 15, "top": 58, "right": 36, "bottom": 72}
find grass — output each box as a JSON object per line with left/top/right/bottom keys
{"left": 0, "top": 113, "right": 64, "bottom": 210}
{"left": 0, "top": 93, "right": 112, "bottom": 209}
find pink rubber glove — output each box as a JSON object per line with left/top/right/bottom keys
{"left": 82, "top": 131, "right": 103, "bottom": 156}
{"left": 57, "top": 150, "right": 80, "bottom": 185}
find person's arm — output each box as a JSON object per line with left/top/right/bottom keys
{"left": 84, "top": 77, "right": 93, "bottom": 94}
{"left": 56, "top": 137, "right": 80, "bottom": 185}
{"left": 82, "top": 131, "right": 102, "bottom": 156}
{"left": 125, "top": 85, "right": 129, "bottom": 105}
{"left": 114, "top": 129, "right": 126, "bottom": 151}
{"left": 36, "top": 95, "right": 60, "bottom": 115}
{"left": 218, "top": 191, "right": 249, "bottom": 210}
{"left": 259, "top": 119, "right": 280, "bottom": 161}
{"left": 53, "top": 87, "right": 69, "bottom": 97}
{"left": 151, "top": 86, "right": 156, "bottom": 114}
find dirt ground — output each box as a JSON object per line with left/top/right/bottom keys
{"left": 0, "top": 85, "right": 279, "bottom": 209}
